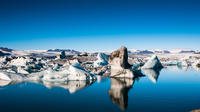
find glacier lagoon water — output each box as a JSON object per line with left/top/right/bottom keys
{"left": 0, "top": 67, "right": 200, "bottom": 112}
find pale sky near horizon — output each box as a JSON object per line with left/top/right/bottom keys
{"left": 0, "top": 0, "right": 200, "bottom": 51}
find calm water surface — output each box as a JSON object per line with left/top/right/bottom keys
{"left": 0, "top": 66, "right": 200, "bottom": 112}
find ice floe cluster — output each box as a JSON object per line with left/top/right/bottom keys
{"left": 0, "top": 46, "right": 200, "bottom": 94}
{"left": 0, "top": 54, "right": 96, "bottom": 82}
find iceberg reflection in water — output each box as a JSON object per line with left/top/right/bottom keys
{"left": 1, "top": 67, "right": 200, "bottom": 112}
{"left": 0, "top": 80, "right": 22, "bottom": 87}
{"left": 30, "top": 80, "right": 95, "bottom": 94}
{"left": 0, "top": 79, "right": 94, "bottom": 94}
{"left": 108, "top": 77, "right": 136, "bottom": 110}
{"left": 142, "top": 68, "right": 161, "bottom": 83}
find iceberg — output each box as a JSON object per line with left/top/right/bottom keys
{"left": 17, "top": 66, "right": 29, "bottom": 74}
{"left": 0, "top": 80, "right": 11, "bottom": 87}
{"left": 193, "top": 61, "right": 200, "bottom": 68}
{"left": 8, "top": 57, "right": 28, "bottom": 67}
{"left": 94, "top": 53, "right": 109, "bottom": 67}
{"left": 0, "top": 56, "right": 7, "bottom": 64}
{"left": 0, "top": 72, "right": 25, "bottom": 81}
{"left": 142, "top": 55, "right": 163, "bottom": 69}
{"left": 164, "top": 61, "right": 179, "bottom": 66}
{"left": 141, "top": 55, "right": 163, "bottom": 82}
{"left": 177, "top": 61, "right": 188, "bottom": 67}
{"left": 79, "top": 52, "right": 88, "bottom": 56}
{"left": 192, "top": 61, "right": 200, "bottom": 71}
{"left": 1, "top": 56, "right": 46, "bottom": 74}
{"left": 26, "top": 64, "right": 96, "bottom": 82}
{"left": 109, "top": 46, "right": 134, "bottom": 78}
{"left": 0, "top": 59, "right": 96, "bottom": 82}
{"left": 59, "top": 51, "right": 67, "bottom": 59}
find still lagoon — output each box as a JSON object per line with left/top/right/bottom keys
{"left": 0, "top": 66, "right": 200, "bottom": 112}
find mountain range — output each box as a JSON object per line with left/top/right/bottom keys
{"left": 0, "top": 47, "right": 199, "bottom": 57}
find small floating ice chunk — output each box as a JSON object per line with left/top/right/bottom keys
{"left": 17, "top": 66, "right": 29, "bottom": 74}
{"left": 8, "top": 57, "right": 28, "bottom": 67}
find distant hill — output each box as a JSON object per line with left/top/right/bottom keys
{"left": 128, "top": 49, "right": 154, "bottom": 54}
{"left": 0, "top": 47, "right": 12, "bottom": 56}
{"left": 0, "top": 51, "right": 11, "bottom": 56}
{"left": 47, "top": 49, "right": 80, "bottom": 53}
{"left": 0, "top": 47, "right": 198, "bottom": 57}
{"left": 128, "top": 49, "right": 196, "bottom": 54}
{"left": 47, "top": 49, "right": 81, "bottom": 55}
{"left": 170, "top": 49, "right": 195, "bottom": 54}
{"left": 0, "top": 47, "right": 13, "bottom": 52}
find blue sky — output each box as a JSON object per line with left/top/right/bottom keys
{"left": 0, "top": 0, "right": 200, "bottom": 51}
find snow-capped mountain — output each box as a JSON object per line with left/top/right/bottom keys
{"left": 128, "top": 49, "right": 196, "bottom": 54}
{"left": 128, "top": 49, "right": 154, "bottom": 54}
{"left": 169, "top": 49, "right": 195, "bottom": 54}
{"left": 0, "top": 47, "right": 198, "bottom": 57}
{"left": 47, "top": 49, "right": 80, "bottom": 54}
{"left": 128, "top": 49, "right": 170, "bottom": 54}
{"left": 0, "top": 47, "right": 12, "bottom": 52}
{"left": 0, "top": 51, "right": 10, "bottom": 56}
{"left": 0, "top": 47, "right": 81, "bottom": 57}
{"left": 47, "top": 49, "right": 81, "bottom": 56}
{"left": 149, "top": 49, "right": 170, "bottom": 54}
{"left": 0, "top": 47, "right": 12, "bottom": 56}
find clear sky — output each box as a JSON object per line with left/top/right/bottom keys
{"left": 0, "top": 0, "right": 200, "bottom": 51}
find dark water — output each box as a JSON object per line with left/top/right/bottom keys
{"left": 0, "top": 66, "right": 200, "bottom": 112}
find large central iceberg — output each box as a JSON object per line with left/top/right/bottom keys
{"left": 108, "top": 46, "right": 135, "bottom": 78}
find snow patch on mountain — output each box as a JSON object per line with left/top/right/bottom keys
{"left": 128, "top": 49, "right": 154, "bottom": 54}
{"left": 170, "top": 49, "right": 195, "bottom": 54}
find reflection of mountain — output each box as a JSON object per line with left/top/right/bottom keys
{"left": 108, "top": 78, "right": 134, "bottom": 110}
{"left": 142, "top": 68, "right": 161, "bottom": 83}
